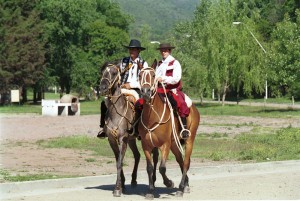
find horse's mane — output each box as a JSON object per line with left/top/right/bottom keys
{"left": 100, "top": 59, "right": 121, "bottom": 73}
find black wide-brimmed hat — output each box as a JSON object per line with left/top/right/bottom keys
{"left": 123, "top": 39, "right": 146, "bottom": 51}
{"left": 156, "top": 43, "right": 176, "bottom": 50}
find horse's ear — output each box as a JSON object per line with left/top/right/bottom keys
{"left": 151, "top": 59, "right": 157, "bottom": 70}
{"left": 137, "top": 60, "right": 143, "bottom": 69}
{"left": 116, "top": 62, "right": 122, "bottom": 72}
{"left": 100, "top": 61, "right": 109, "bottom": 73}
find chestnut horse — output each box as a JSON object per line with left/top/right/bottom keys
{"left": 138, "top": 61, "right": 200, "bottom": 199}
{"left": 99, "top": 61, "right": 142, "bottom": 197}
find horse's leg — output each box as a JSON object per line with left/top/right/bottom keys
{"left": 118, "top": 136, "right": 128, "bottom": 188}
{"left": 179, "top": 117, "right": 198, "bottom": 195}
{"left": 170, "top": 139, "right": 187, "bottom": 196}
{"left": 179, "top": 108, "right": 199, "bottom": 194}
{"left": 179, "top": 141, "right": 193, "bottom": 194}
{"left": 169, "top": 140, "right": 187, "bottom": 196}
{"left": 152, "top": 147, "right": 159, "bottom": 186}
{"left": 128, "top": 139, "right": 140, "bottom": 187}
{"left": 159, "top": 144, "right": 174, "bottom": 188}
{"left": 170, "top": 140, "right": 184, "bottom": 173}
{"left": 107, "top": 137, "right": 123, "bottom": 197}
{"left": 143, "top": 148, "right": 155, "bottom": 200}
{"left": 109, "top": 135, "right": 127, "bottom": 197}
{"left": 177, "top": 107, "right": 199, "bottom": 195}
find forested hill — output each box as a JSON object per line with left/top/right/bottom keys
{"left": 113, "top": 0, "right": 199, "bottom": 39}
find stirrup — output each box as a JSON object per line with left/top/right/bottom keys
{"left": 180, "top": 129, "right": 191, "bottom": 139}
{"left": 128, "top": 128, "right": 139, "bottom": 138}
{"left": 97, "top": 129, "right": 106, "bottom": 139}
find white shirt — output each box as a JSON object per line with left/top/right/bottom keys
{"left": 155, "top": 55, "right": 182, "bottom": 85}
{"left": 120, "top": 56, "right": 148, "bottom": 89}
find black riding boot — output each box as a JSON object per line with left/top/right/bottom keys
{"left": 126, "top": 110, "right": 141, "bottom": 139}
{"left": 133, "top": 111, "right": 141, "bottom": 138}
{"left": 180, "top": 116, "right": 190, "bottom": 139}
{"left": 97, "top": 100, "right": 107, "bottom": 139}
{"left": 133, "top": 99, "right": 143, "bottom": 138}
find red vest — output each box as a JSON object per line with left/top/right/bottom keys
{"left": 157, "top": 60, "right": 182, "bottom": 93}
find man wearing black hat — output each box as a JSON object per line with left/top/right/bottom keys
{"left": 120, "top": 39, "right": 148, "bottom": 95}
{"left": 97, "top": 39, "right": 148, "bottom": 138}
{"left": 155, "top": 43, "right": 191, "bottom": 139}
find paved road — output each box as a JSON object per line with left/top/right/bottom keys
{"left": 1, "top": 160, "right": 299, "bottom": 200}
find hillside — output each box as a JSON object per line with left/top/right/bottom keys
{"left": 113, "top": 0, "right": 200, "bottom": 40}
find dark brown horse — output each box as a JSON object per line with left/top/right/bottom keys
{"left": 99, "top": 62, "right": 142, "bottom": 197}
{"left": 138, "top": 61, "right": 200, "bottom": 199}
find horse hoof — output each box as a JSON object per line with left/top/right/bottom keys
{"left": 131, "top": 180, "right": 137, "bottom": 187}
{"left": 184, "top": 186, "right": 190, "bottom": 193}
{"left": 145, "top": 193, "right": 154, "bottom": 200}
{"left": 113, "top": 189, "right": 122, "bottom": 197}
{"left": 176, "top": 191, "right": 184, "bottom": 197}
{"left": 167, "top": 180, "right": 174, "bottom": 188}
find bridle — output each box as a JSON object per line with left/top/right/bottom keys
{"left": 139, "top": 67, "right": 158, "bottom": 94}
{"left": 100, "top": 64, "right": 121, "bottom": 96}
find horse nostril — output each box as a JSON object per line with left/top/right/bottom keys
{"left": 100, "top": 85, "right": 107, "bottom": 91}
{"left": 99, "top": 85, "right": 108, "bottom": 94}
{"left": 141, "top": 87, "right": 151, "bottom": 98}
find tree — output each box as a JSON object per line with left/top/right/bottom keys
{"left": 269, "top": 10, "right": 300, "bottom": 99}
{"left": 71, "top": 19, "right": 129, "bottom": 98}
{"left": 40, "top": 0, "right": 130, "bottom": 98}
{"left": 0, "top": 0, "right": 46, "bottom": 102}
{"left": 174, "top": 0, "right": 266, "bottom": 105}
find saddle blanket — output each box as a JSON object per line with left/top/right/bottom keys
{"left": 184, "top": 94, "right": 192, "bottom": 108}
{"left": 121, "top": 88, "right": 139, "bottom": 102}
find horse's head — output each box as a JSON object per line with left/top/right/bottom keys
{"left": 139, "top": 59, "right": 157, "bottom": 102}
{"left": 99, "top": 62, "right": 121, "bottom": 96}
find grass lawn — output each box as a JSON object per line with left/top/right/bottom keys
{"left": 35, "top": 126, "right": 300, "bottom": 163}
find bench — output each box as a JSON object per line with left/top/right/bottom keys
{"left": 42, "top": 99, "right": 80, "bottom": 116}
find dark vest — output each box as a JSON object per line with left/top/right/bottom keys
{"left": 120, "top": 57, "right": 144, "bottom": 85}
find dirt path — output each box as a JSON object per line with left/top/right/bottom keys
{"left": 0, "top": 114, "right": 299, "bottom": 180}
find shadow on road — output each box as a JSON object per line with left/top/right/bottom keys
{"left": 85, "top": 183, "right": 179, "bottom": 198}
